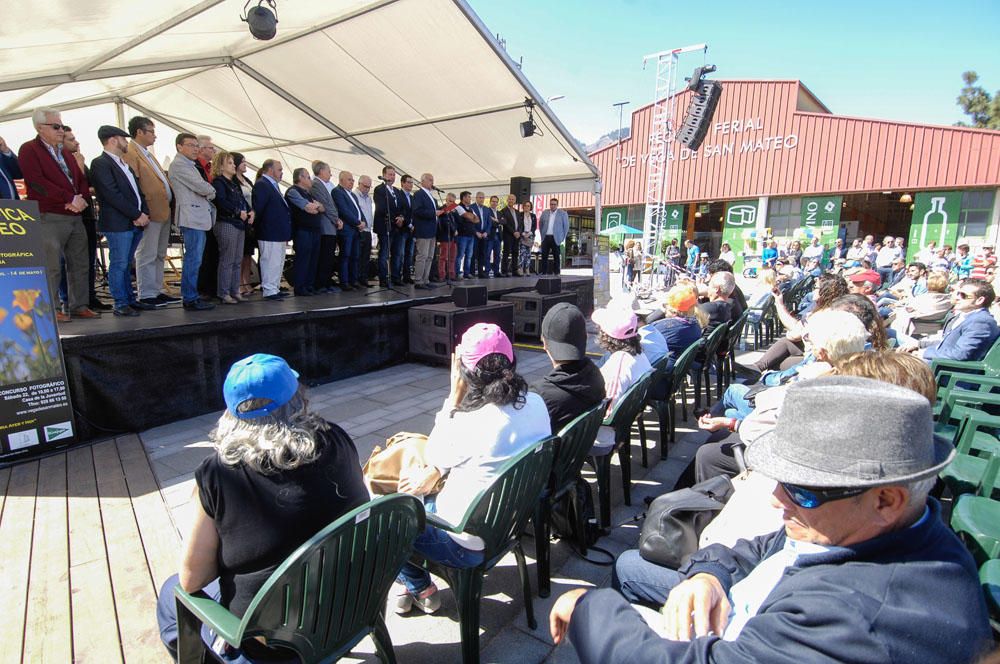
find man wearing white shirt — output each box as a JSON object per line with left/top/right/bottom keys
{"left": 89, "top": 125, "right": 153, "bottom": 316}
{"left": 538, "top": 197, "right": 569, "bottom": 275}
{"left": 355, "top": 175, "right": 375, "bottom": 286}
{"left": 123, "top": 116, "right": 179, "bottom": 306}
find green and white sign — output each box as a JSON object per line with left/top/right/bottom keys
{"left": 800, "top": 195, "right": 842, "bottom": 238}
{"left": 661, "top": 204, "right": 685, "bottom": 250}
{"left": 723, "top": 199, "right": 758, "bottom": 272}
{"left": 600, "top": 206, "right": 629, "bottom": 232}
{"left": 906, "top": 191, "right": 961, "bottom": 262}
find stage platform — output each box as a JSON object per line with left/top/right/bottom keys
{"left": 59, "top": 275, "right": 593, "bottom": 441}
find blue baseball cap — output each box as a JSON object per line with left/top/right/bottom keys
{"left": 223, "top": 354, "right": 300, "bottom": 419}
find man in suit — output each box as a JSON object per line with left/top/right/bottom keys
{"left": 285, "top": 167, "right": 324, "bottom": 297}
{"left": 90, "top": 125, "right": 156, "bottom": 317}
{"left": 393, "top": 173, "right": 415, "bottom": 284}
{"left": 468, "top": 191, "right": 492, "bottom": 278}
{"left": 356, "top": 175, "right": 375, "bottom": 287}
{"left": 309, "top": 160, "right": 340, "bottom": 293}
{"left": 123, "top": 116, "right": 179, "bottom": 306}
{"left": 487, "top": 195, "right": 502, "bottom": 277}
{"left": 411, "top": 172, "right": 443, "bottom": 289}
{"left": 168, "top": 132, "right": 216, "bottom": 310}
{"left": 60, "top": 126, "right": 107, "bottom": 312}
{"left": 0, "top": 135, "right": 22, "bottom": 199}
{"left": 373, "top": 165, "right": 404, "bottom": 287}
{"left": 331, "top": 170, "right": 364, "bottom": 290}
{"left": 904, "top": 278, "right": 1000, "bottom": 362}
{"left": 538, "top": 197, "right": 569, "bottom": 275}
{"left": 18, "top": 108, "right": 100, "bottom": 321}
{"left": 517, "top": 200, "right": 538, "bottom": 276}
{"left": 251, "top": 159, "right": 292, "bottom": 300}
{"left": 499, "top": 193, "right": 520, "bottom": 276}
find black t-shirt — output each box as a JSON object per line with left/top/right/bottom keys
{"left": 195, "top": 423, "right": 369, "bottom": 617}
{"left": 531, "top": 359, "right": 607, "bottom": 434}
{"left": 700, "top": 299, "right": 734, "bottom": 337}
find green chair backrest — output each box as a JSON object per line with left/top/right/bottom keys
{"left": 239, "top": 494, "right": 425, "bottom": 661}
{"left": 551, "top": 400, "right": 609, "bottom": 493}
{"left": 666, "top": 341, "right": 701, "bottom": 396}
{"left": 604, "top": 369, "right": 655, "bottom": 438}
{"left": 725, "top": 311, "right": 750, "bottom": 353}
{"left": 701, "top": 323, "right": 729, "bottom": 361}
{"left": 450, "top": 436, "right": 557, "bottom": 560}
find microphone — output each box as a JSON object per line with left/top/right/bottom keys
{"left": 433, "top": 186, "right": 444, "bottom": 193}
{"left": 377, "top": 175, "right": 387, "bottom": 182}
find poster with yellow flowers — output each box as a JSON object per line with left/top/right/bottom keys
{"left": 0, "top": 199, "right": 75, "bottom": 460}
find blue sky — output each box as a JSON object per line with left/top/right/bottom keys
{"left": 469, "top": 0, "right": 1000, "bottom": 144}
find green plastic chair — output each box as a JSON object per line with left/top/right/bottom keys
{"left": 931, "top": 336, "right": 1000, "bottom": 380}
{"left": 744, "top": 294, "right": 773, "bottom": 351}
{"left": 940, "top": 413, "right": 1000, "bottom": 497}
{"left": 935, "top": 374, "right": 1000, "bottom": 418}
{"left": 588, "top": 369, "right": 655, "bottom": 529}
{"left": 951, "top": 453, "right": 1000, "bottom": 565}
{"left": 692, "top": 324, "right": 729, "bottom": 409}
{"left": 640, "top": 353, "right": 672, "bottom": 466}
{"left": 719, "top": 310, "right": 750, "bottom": 390}
{"left": 647, "top": 342, "right": 700, "bottom": 452}
{"left": 533, "top": 401, "right": 607, "bottom": 598}
{"left": 423, "top": 437, "right": 556, "bottom": 664}
{"left": 935, "top": 389, "right": 1000, "bottom": 442}
{"left": 979, "top": 559, "right": 1000, "bottom": 629}
{"left": 174, "top": 494, "right": 425, "bottom": 664}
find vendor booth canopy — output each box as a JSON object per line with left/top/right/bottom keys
{"left": 0, "top": 0, "right": 598, "bottom": 193}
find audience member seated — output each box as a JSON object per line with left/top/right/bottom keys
{"left": 532, "top": 303, "right": 606, "bottom": 434}
{"left": 844, "top": 267, "right": 881, "bottom": 303}
{"left": 549, "top": 376, "right": 991, "bottom": 664}
{"left": 829, "top": 292, "right": 892, "bottom": 350}
{"left": 901, "top": 278, "right": 1000, "bottom": 362}
{"left": 646, "top": 284, "right": 707, "bottom": 374}
{"left": 889, "top": 271, "right": 952, "bottom": 338}
{"left": 749, "top": 273, "right": 849, "bottom": 373}
{"left": 694, "top": 309, "right": 867, "bottom": 478}
{"left": 698, "top": 271, "right": 736, "bottom": 340}
{"left": 706, "top": 259, "right": 747, "bottom": 319}
{"left": 745, "top": 268, "right": 776, "bottom": 324}
{"left": 877, "top": 261, "right": 927, "bottom": 317}
{"left": 393, "top": 323, "right": 550, "bottom": 614}
{"left": 591, "top": 305, "right": 653, "bottom": 453}
{"left": 156, "top": 354, "right": 369, "bottom": 661}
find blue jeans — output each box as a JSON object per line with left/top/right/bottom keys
{"left": 396, "top": 498, "right": 484, "bottom": 595}
{"left": 104, "top": 228, "right": 142, "bottom": 308}
{"left": 157, "top": 575, "right": 298, "bottom": 664}
{"left": 612, "top": 549, "right": 685, "bottom": 608}
{"left": 405, "top": 235, "right": 415, "bottom": 279}
{"left": 338, "top": 229, "right": 359, "bottom": 285}
{"left": 487, "top": 238, "right": 501, "bottom": 274}
{"left": 455, "top": 235, "right": 475, "bottom": 276}
{"left": 709, "top": 382, "right": 754, "bottom": 420}
{"left": 292, "top": 228, "right": 320, "bottom": 293}
{"left": 180, "top": 227, "right": 207, "bottom": 303}
{"left": 390, "top": 230, "right": 407, "bottom": 281}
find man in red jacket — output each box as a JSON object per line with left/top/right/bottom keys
{"left": 18, "top": 108, "right": 100, "bottom": 321}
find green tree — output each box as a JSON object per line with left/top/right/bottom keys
{"left": 956, "top": 71, "right": 1000, "bottom": 129}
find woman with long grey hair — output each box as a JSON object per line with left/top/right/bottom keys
{"left": 156, "top": 353, "right": 368, "bottom": 662}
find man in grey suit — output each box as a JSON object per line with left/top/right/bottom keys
{"left": 310, "top": 160, "right": 341, "bottom": 292}
{"left": 538, "top": 197, "right": 569, "bottom": 275}
{"left": 168, "top": 132, "right": 216, "bottom": 310}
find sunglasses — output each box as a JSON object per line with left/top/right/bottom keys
{"left": 780, "top": 482, "right": 867, "bottom": 509}
{"left": 40, "top": 123, "right": 69, "bottom": 131}
{"left": 956, "top": 292, "right": 975, "bottom": 300}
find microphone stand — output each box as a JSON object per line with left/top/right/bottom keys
{"left": 366, "top": 180, "right": 409, "bottom": 297}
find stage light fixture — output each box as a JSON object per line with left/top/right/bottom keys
{"left": 521, "top": 98, "right": 541, "bottom": 138}
{"left": 242, "top": 0, "right": 278, "bottom": 41}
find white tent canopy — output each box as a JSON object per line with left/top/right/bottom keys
{"left": 0, "top": 0, "right": 598, "bottom": 193}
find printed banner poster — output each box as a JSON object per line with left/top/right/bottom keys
{"left": 722, "top": 199, "right": 759, "bottom": 272}
{"left": 801, "top": 195, "right": 842, "bottom": 238}
{"left": 661, "top": 204, "right": 685, "bottom": 248}
{"left": 906, "top": 192, "right": 961, "bottom": 262}
{"left": 600, "top": 206, "right": 629, "bottom": 232}
{"left": 0, "top": 199, "right": 77, "bottom": 462}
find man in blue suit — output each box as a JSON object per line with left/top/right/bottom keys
{"left": 252, "top": 159, "right": 292, "bottom": 300}
{"left": 331, "top": 170, "right": 364, "bottom": 290}
{"left": 468, "top": 191, "right": 492, "bottom": 278}
{"left": 373, "top": 165, "right": 403, "bottom": 287}
{"left": 0, "top": 135, "right": 22, "bottom": 199}
{"left": 89, "top": 125, "right": 155, "bottom": 317}
{"left": 393, "top": 174, "right": 414, "bottom": 284}
{"left": 903, "top": 278, "right": 1000, "bottom": 362}
{"left": 538, "top": 197, "right": 569, "bottom": 275}
{"left": 411, "top": 172, "right": 443, "bottom": 289}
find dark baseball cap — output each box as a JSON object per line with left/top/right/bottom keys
{"left": 541, "top": 302, "right": 587, "bottom": 362}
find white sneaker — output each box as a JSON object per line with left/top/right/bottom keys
{"left": 393, "top": 584, "right": 441, "bottom": 614}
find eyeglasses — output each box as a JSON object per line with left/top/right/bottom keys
{"left": 956, "top": 292, "right": 975, "bottom": 300}
{"left": 40, "top": 123, "right": 68, "bottom": 131}
{"left": 780, "top": 482, "right": 867, "bottom": 509}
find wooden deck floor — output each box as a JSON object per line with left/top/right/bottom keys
{"left": 0, "top": 435, "right": 180, "bottom": 664}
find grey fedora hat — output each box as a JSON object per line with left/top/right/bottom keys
{"left": 746, "top": 375, "right": 955, "bottom": 488}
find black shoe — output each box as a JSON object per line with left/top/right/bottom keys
{"left": 89, "top": 299, "right": 113, "bottom": 311}
{"left": 403, "top": 277, "right": 415, "bottom": 284}
{"left": 139, "top": 297, "right": 165, "bottom": 307}
{"left": 130, "top": 300, "right": 157, "bottom": 311}
{"left": 279, "top": 286, "right": 289, "bottom": 293}
{"left": 414, "top": 283, "right": 430, "bottom": 290}
{"left": 112, "top": 306, "right": 140, "bottom": 317}
{"left": 378, "top": 280, "right": 389, "bottom": 287}
{"left": 155, "top": 293, "right": 182, "bottom": 303}
{"left": 294, "top": 290, "right": 313, "bottom": 296}
{"left": 183, "top": 299, "right": 215, "bottom": 310}
{"left": 278, "top": 291, "right": 291, "bottom": 298}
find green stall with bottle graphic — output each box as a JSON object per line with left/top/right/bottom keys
{"left": 906, "top": 192, "right": 962, "bottom": 262}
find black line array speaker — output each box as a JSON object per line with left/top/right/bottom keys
{"left": 501, "top": 291, "right": 577, "bottom": 338}
{"left": 510, "top": 176, "right": 531, "bottom": 203}
{"left": 452, "top": 285, "right": 488, "bottom": 308}
{"left": 676, "top": 80, "right": 723, "bottom": 151}
{"left": 408, "top": 301, "right": 515, "bottom": 364}
{"left": 536, "top": 276, "right": 562, "bottom": 294}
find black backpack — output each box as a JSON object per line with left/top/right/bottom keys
{"left": 549, "top": 477, "right": 601, "bottom": 549}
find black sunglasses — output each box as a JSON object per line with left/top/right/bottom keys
{"left": 780, "top": 482, "right": 867, "bottom": 509}
{"left": 40, "top": 123, "right": 68, "bottom": 131}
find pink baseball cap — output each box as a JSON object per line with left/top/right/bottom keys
{"left": 591, "top": 306, "right": 638, "bottom": 340}
{"left": 458, "top": 323, "right": 514, "bottom": 371}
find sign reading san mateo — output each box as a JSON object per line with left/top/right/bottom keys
{"left": 0, "top": 198, "right": 76, "bottom": 462}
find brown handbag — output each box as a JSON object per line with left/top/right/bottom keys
{"left": 362, "top": 432, "right": 445, "bottom": 495}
